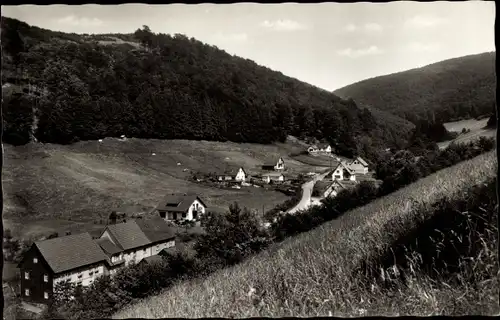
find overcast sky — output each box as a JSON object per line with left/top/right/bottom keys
{"left": 2, "top": 2, "right": 495, "bottom": 91}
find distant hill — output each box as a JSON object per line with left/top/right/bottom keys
{"left": 1, "top": 17, "right": 413, "bottom": 159}
{"left": 334, "top": 52, "right": 496, "bottom": 124}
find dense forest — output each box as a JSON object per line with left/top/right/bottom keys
{"left": 334, "top": 52, "right": 496, "bottom": 124}
{"left": 1, "top": 17, "right": 414, "bottom": 159}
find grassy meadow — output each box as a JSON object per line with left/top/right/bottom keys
{"left": 438, "top": 118, "right": 496, "bottom": 149}
{"left": 3, "top": 136, "right": 330, "bottom": 239}
{"left": 114, "top": 151, "right": 498, "bottom": 318}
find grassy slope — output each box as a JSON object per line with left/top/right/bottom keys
{"left": 334, "top": 52, "right": 496, "bottom": 122}
{"left": 437, "top": 118, "right": 497, "bottom": 150}
{"left": 3, "top": 137, "right": 332, "bottom": 238}
{"left": 114, "top": 151, "right": 497, "bottom": 318}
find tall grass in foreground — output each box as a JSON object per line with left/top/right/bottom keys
{"left": 114, "top": 151, "right": 498, "bottom": 318}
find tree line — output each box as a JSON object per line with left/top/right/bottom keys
{"left": 1, "top": 18, "right": 410, "bottom": 160}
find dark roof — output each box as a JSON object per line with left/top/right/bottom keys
{"left": 104, "top": 221, "right": 151, "bottom": 251}
{"left": 317, "top": 143, "right": 330, "bottom": 149}
{"left": 156, "top": 194, "right": 206, "bottom": 213}
{"left": 35, "top": 233, "right": 109, "bottom": 274}
{"left": 136, "top": 216, "right": 176, "bottom": 243}
{"left": 140, "top": 255, "right": 164, "bottom": 265}
{"left": 314, "top": 181, "right": 335, "bottom": 194}
{"left": 95, "top": 238, "right": 122, "bottom": 256}
{"left": 355, "top": 157, "right": 369, "bottom": 166}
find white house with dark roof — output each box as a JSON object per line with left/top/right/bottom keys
{"left": 216, "top": 167, "right": 247, "bottom": 182}
{"left": 261, "top": 157, "right": 285, "bottom": 171}
{"left": 156, "top": 194, "right": 207, "bottom": 221}
{"left": 261, "top": 173, "right": 285, "bottom": 184}
{"left": 331, "top": 161, "right": 356, "bottom": 181}
{"left": 348, "top": 157, "right": 369, "bottom": 174}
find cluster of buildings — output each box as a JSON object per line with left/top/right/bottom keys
{"left": 313, "top": 156, "right": 372, "bottom": 199}
{"left": 17, "top": 152, "right": 371, "bottom": 305}
{"left": 213, "top": 157, "right": 287, "bottom": 185}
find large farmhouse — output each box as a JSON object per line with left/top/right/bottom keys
{"left": 348, "top": 157, "right": 369, "bottom": 174}
{"left": 18, "top": 233, "right": 109, "bottom": 303}
{"left": 156, "top": 194, "right": 207, "bottom": 221}
{"left": 19, "top": 218, "right": 176, "bottom": 304}
{"left": 261, "top": 157, "right": 285, "bottom": 171}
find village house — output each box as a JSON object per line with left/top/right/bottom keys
{"left": 261, "top": 157, "right": 285, "bottom": 171}
{"left": 18, "top": 232, "right": 110, "bottom": 303}
{"left": 330, "top": 161, "right": 356, "bottom": 181}
{"left": 97, "top": 216, "right": 176, "bottom": 271}
{"left": 216, "top": 167, "right": 247, "bottom": 182}
{"left": 156, "top": 194, "right": 207, "bottom": 221}
{"left": 314, "top": 180, "right": 359, "bottom": 199}
{"left": 348, "top": 157, "right": 369, "bottom": 174}
{"left": 262, "top": 173, "right": 285, "bottom": 184}
{"left": 308, "top": 143, "right": 332, "bottom": 154}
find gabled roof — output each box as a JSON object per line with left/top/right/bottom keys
{"left": 95, "top": 238, "right": 122, "bottom": 256}
{"left": 332, "top": 161, "right": 354, "bottom": 174}
{"left": 317, "top": 143, "right": 330, "bottom": 149}
{"left": 354, "top": 157, "right": 369, "bottom": 166}
{"left": 216, "top": 167, "right": 246, "bottom": 176}
{"left": 103, "top": 221, "right": 151, "bottom": 251}
{"left": 156, "top": 194, "right": 207, "bottom": 213}
{"left": 140, "top": 255, "right": 164, "bottom": 265}
{"left": 314, "top": 180, "right": 335, "bottom": 194}
{"left": 136, "top": 216, "right": 176, "bottom": 243}
{"left": 34, "top": 233, "right": 109, "bottom": 274}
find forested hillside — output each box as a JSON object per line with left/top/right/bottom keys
{"left": 1, "top": 17, "right": 413, "bottom": 159}
{"left": 334, "top": 52, "right": 496, "bottom": 124}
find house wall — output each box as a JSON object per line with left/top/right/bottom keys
{"left": 349, "top": 163, "right": 368, "bottom": 174}
{"left": 187, "top": 199, "right": 206, "bottom": 220}
{"left": 53, "top": 263, "right": 106, "bottom": 287}
{"left": 151, "top": 239, "right": 176, "bottom": 256}
{"left": 235, "top": 168, "right": 246, "bottom": 181}
{"left": 20, "top": 247, "right": 54, "bottom": 304}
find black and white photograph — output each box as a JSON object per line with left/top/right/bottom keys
{"left": 1, "top": 1, "right": 497, "bottom": 318}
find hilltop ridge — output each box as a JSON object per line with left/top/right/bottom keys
{"left": 334, "top": 52, "right": 496, "bottom": 124}
{"left": 1, "top": 16, "right": 412, "bottom": 158}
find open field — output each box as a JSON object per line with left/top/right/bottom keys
{"left": 115, "top": 151, "right": 497, "bottom": 318}
{"left": 438, "top": 118, "right": 496, "bottom": 149}
{"left": 3, "top": 136, "right": 327, "bottom": 239}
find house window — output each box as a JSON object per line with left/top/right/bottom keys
{"left": 25, "top": 272, "right": 30, "bottom": 280}
{"left": 44, "top": 292, "right": 49, "bottom": 299}
{"left": 182, "top": 212, "right": 187, "bottom": 218}
{"left": 33, "top": 258, "right": 38, "bottom": 264}
{"left": 44, "top": 274, "right": 48, "bottom": 282}
{"left": 25, "top": 289, "right": 30, "bottom": 296}
{"left": 78, "top": 273, "right": 83, "bottom": 279}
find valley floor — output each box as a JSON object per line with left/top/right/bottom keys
{"left": 3, "top": 136, "right": 333, "bottom": 239}
{"left": 114, "top": 151, "right": 498, "bottom": 318}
